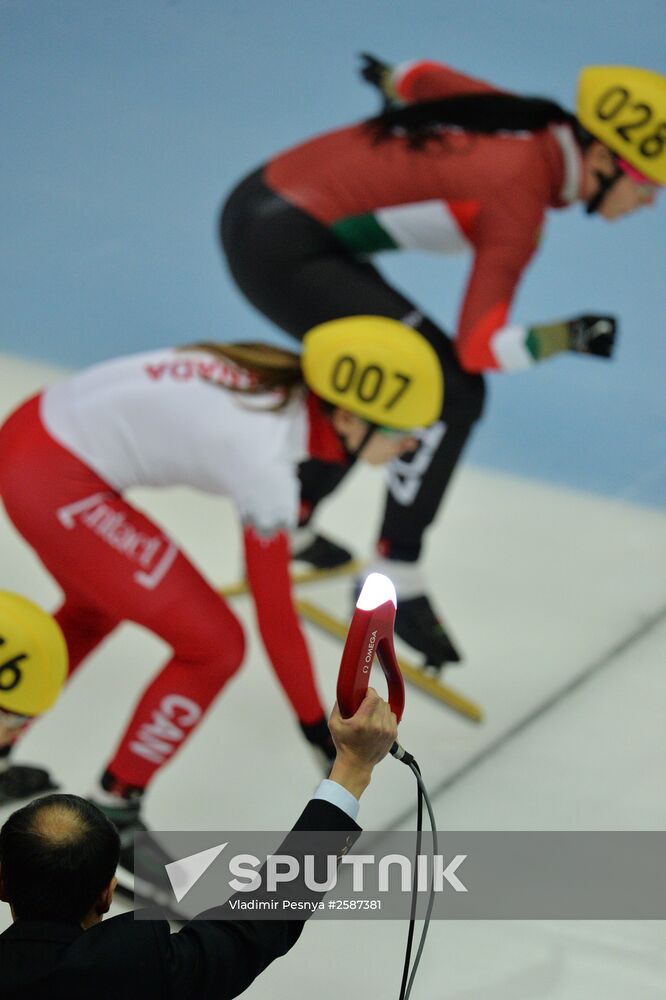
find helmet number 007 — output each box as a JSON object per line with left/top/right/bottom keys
{"left": 596, "top": 86, "right": 666, "bottom": 158}
{"left": 331, "top": 356, "right": 412, "bottom": 410}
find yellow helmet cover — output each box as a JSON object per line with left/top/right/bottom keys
{"left": 577, "top": 66, "right": 666, "bottom": 184}
{"left": 302, "top": 316, "right": 444, "bottom": 430}
{"left": 0, "top": 591, "right": 68, "bottom": 717}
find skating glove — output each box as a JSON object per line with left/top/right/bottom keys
{"left": 568, "top": 314, "right": 617, "bottom": 358}
{"left": 359, "top": 52, "right": 399, "bottom": 107}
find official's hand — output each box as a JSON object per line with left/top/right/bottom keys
{"left": 328, "top": 688, "right": 398, "bottom": 798}
{"left": 359, "top": 53, "right": 398, "bottom": 106}
{"left": 568, "top": 314, "right": 617, "bottom": 358}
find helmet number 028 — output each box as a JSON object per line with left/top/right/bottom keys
{"left": 595, "top": 85, "right": 666, "bottom": 159}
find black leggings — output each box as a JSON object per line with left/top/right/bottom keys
{"left": 220, "top": 168, "right": 486, "bottom": 562}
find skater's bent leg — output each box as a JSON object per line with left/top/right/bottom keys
{"left": 53, "top": 592, "right": 120, "bottom": 679}
{"left": 371, "top": 316, "right": 486, "bottom": 667}
{"left": 3, "top": 463, "right": 245, "bottom": 792}
{"left": 103, "top": 572, "right": 245, "bottom": 790}
{"left": 220, "top": 169, "right": 428, "bottom": 340}
{"left": 379, "top": 420, "right": 476, "bottom": 562}
{"left": 378, "top": 314, "right": 487, "bottom": 561}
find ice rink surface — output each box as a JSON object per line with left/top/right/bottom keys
{"left": 1, "top": 354, "right": 665, "bottom": 997}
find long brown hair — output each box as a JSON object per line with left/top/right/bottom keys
{"left": 179, "top": 341, "right": 304, "bottom": 408}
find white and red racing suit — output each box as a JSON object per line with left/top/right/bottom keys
{"left": 0, "top": 348, "right": 345, "bottom": 788}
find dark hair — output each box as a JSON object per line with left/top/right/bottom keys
{"left": 366, "top": 91, "right": 579, "bottom": 148}
{"left": 0, "top": 793, "right": 120, "bottom": 922}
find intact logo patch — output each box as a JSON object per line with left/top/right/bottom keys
{"left": 56, "top": 492, "right": 177, "bottom": 589}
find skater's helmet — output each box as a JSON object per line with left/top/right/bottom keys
{"left": 577, "top": 67, "right": 666, "bottom": 185}
{"left": 0, "top": 592, "right": 68, "bottom": 717}
{"left": 302, "top": 315, "right": 443, "bottom": 430}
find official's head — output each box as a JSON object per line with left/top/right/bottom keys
{"left": 0, "top": 794, "right": 119, "bottom": 927}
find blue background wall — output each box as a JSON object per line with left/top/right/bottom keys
{"left": 2, "top": 0, "right": 664, "bottom": 504}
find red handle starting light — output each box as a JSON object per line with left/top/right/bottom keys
{"left": 336, "top": 573, "right": 405, "bottom": 722}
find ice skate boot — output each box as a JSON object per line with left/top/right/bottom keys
{"left": 395, "top": 594, "right": 461, "bottom": 672}
{"left": 356, "top": 558, "right": 462, "bottom": 672}
{"left": 290, "top": 526, "right": 355, "bottom": 572}
{"left": 0, "top": 759, "right": 58, "bottom": 806}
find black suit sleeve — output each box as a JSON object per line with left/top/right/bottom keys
{"left": 165, "top": 798, "right": 360, "bottom": 1000}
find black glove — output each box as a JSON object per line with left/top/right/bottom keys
{"left": 359, "top": 52, "right": 397, "bottom": 108}
{"left": 568, "top": 314, "right": 617, "bottom": 358}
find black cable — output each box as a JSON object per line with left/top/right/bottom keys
{"left": 404, "top": 763, "right": 438, "bottom": 999}
{"left": 392, "top": 752, "right": 438, "bottom": 1000}
{"left": 398, "top": 762, "right": 422, "bottom": 1000}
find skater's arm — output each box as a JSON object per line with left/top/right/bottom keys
{"left": 392, "top": 58, "right": 497, "bottom": 104}
{"left": 455, "top": 240, "right": 617, "bottom": 372}
{"left": 360, "top": 53, "right": 496, "bottom": 107}
{"left": 242, "top": 525, "right": 327, "bottom": 721}
{"left": 454, "top": 198, "right": 544, "bottom": 372}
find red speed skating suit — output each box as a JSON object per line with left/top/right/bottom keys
{"left": 264, "top": 59, "right": 582, "bottom": 372}
{"left": 0, "top": 349, "right": 344, "bottom": 787}
{"left": 220, "top": 59, "right": 584, "bottom": 564}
